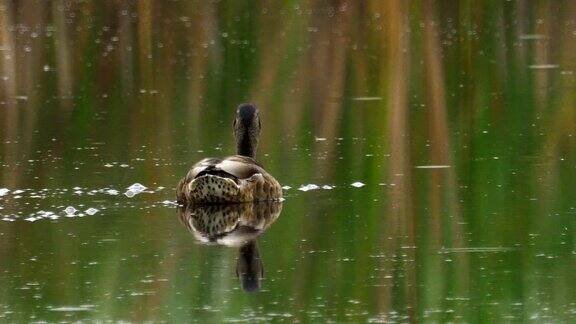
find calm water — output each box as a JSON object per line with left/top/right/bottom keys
{"left": 1, "top": 1, "right": 576, "bottom": 322}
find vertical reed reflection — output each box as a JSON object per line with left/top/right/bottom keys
{"left": 118, "top": 1, "right": 134, "bottom": 95}
{"left": 137, "top": 0, "right": 153, "bottom": 85}
{"left": 53, "top": 0, "right": 73, "bottom": 107}
{"left": 376, "top": 0, "right": 417, "bottom": 321}
{"left": 422, "top": 1, "right": 469, "bottom": 319}
{"left": 0, "top": 1, "right": 17, "bottom": 138}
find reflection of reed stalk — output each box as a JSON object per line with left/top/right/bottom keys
{"left": 118, "top": 1, "right": 134, "bottom": 94}
{"left": 534, "top": 1, "right": 552, "bottom": 111}
{"left": 0, "top": 1, "right": 17, "bottom": 136}
{"left": 377, "top": 0, "right": 417, "bottom": 320}
{"left": 311, "top": 1, "right": 352, "bottom": 180}
{"left": 422, "top": 0, "right": 469, "bottom": 316}
{"left": 137, "top": 0, "right": 153, "bottom": 90}
{"left": 53, "top": 0, "right": 73, "bottom": 108}
{"left": 538, "top": 1, "right": 576, "bottom": 233}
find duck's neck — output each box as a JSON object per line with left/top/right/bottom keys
{"left": 236, "top": 240, "right": 263, "bottom": 292}
{"left": 236, "top": 134, "right": 256, "bottom": 158}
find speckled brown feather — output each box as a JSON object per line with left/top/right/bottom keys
{"left": 176, "top": 155, "right": 282, "bottom": 204}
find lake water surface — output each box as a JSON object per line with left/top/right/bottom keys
{"left": 1, "top": 1, "right": 575, "bottom": 322}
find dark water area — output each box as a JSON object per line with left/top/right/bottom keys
{"left": 1, "top": 1, "right": 576, "bottom": 322}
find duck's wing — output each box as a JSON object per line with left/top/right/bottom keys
{"left": 177, "top": 158, "right": 225, "bottom": 203}
{"left": 184, "top": 156, "right": 262, "bottom": 180}
{"left": 215, "top": 155, "right": 263, "bottom": 180}
{"left": 187, "top": 158, "right": 223, "bottom": 179}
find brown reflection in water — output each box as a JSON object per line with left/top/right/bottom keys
{"left": 537, "top": 1, "right": 576, "bottom": 251}
{"left": 178, "top": 202, "right": 282, "bottom": 292}
{"left": 53, "top": 0, "right": 73, "bottom": 107}
{"left": 184, "top": 1, "right": 215, "bottom": 147}
{"left": 137, "top": 0, "right": 153, "bottom": 91}
{"left": 0, "top": 1, "right": 16, "bottom": 115}
{"left": 0, "top": 1, "right": 17, "bottom": 188}
{"left": 533, "top": 1, "right": 552, "bottom": 111}
{"left": 421, "top": 0, "right": 469, "bottom": 316}
{"left": 376, "top": 0, "right": 416, "bottom": 321}
{"left": 118, "top": 0, "right": 134, "bottom": 95}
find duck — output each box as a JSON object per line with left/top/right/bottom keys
{"left": 176, "top": 103, "right": 282, "bottom": 204}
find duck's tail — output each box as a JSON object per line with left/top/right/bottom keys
{"left": 186, "top": 174, "right": 243, "bottom": 203}
{"left": 177, "top": 168, "right": 265, "bottom": 204}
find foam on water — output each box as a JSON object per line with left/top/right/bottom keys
{"left": 298, "top": 184, "right": 319, "bottom": 192}
{"left": 529, "top": 64, "right": 559, "bottom": 69}
{"left": 102, "top": 189, "right": 118, "bottom": 195}
{"left": 439, "top": 247, "right": 516, "bottom": 253}
{"left": 124, "top": 183, "right": 148, "bottom": 197}
{"left": 415, "top": 165, "right": 451, "bottom": 169}
{"left": 0, "top": 179, "right": 374, "bottom": 223}
{"left": 351, "top": 182, "right": 365, "bottom": 188}
{"left": 85, "top": 208, "right": 99, "bottom": 215}
{"left": 127, "top": 183, "right": 147, "bottom": 193}
{"left": 64, "top": 206, "right": 77, "bottom": 216}
{"left": 48, "top": 305, "right": 94, "bottom": 312}
{"left": 352, "top": 96, "right": 382, "bottom": 101}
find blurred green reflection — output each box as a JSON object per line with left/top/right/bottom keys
{"left": 0, "top": 0, "right": 575, "bottom": 322}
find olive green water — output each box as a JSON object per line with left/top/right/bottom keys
{"left": 1, "top": 1, "right": 576, "bottom": 322}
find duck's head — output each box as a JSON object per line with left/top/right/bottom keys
{"left": 234, "top": 103, "right": 261, "bottom": 158}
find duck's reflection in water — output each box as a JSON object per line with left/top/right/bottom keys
{"left": 178, "top": 202, "right": 282, "bottom": 292}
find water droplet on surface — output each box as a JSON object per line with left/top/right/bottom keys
{"left": 105, "top": 189, "right": 119, "bottom": 195}
{"left": 64, "top": 206, "right": 77, "bottom": 216}
{"left": 85, "top": 208, "right": 99, "bottom": 216}
{"left": 161, "top": 200, "right": 177, "bottom": 206}
{"left": 127, "top": 183, "right": 147, "bottom": 193}
{"left": 351, "top": 182, "right": 365, "bottom": 188}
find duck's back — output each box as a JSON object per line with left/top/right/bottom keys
{"left": 176, "top": 155, "right": 282, "bottom": 204}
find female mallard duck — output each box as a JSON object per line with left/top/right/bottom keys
{"left": 176, "top": 103, "right": 282, "bottom": 204}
